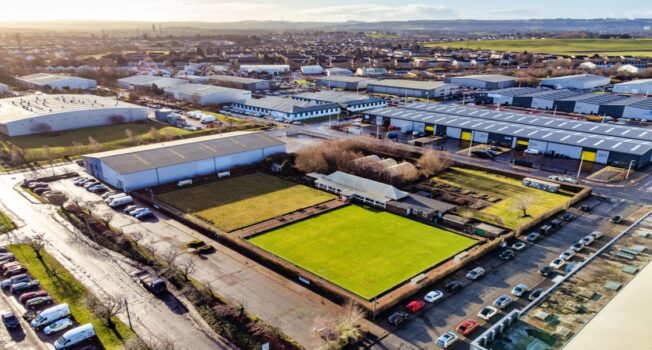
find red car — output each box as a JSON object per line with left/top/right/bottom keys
{"left": 19, "top": 290, "right": 48, "bottom": 304}
{"left": 406, "top": 300, "right": 426, "bottom": 313}
{"left": 456, "top": 319, "right": 479, "bottom": 335}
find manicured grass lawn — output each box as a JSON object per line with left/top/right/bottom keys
{"left": 427, "top": 38, "right": 652, "bottom": 57}
{"left": 433, "top": 167, "right": 573, "bottom": 229}
{"left": 7, "top": 244, "right": 135, "bottom": 350}
{"left": 0, "top": 211, "right": 14, "bottom": 233}
{"left": 157, "top": 173, "right": 336, "bottom": 232}
{"left": 249, "top": 205, "right": 477, "bottom": 299}
{"left": 0, "top": 121, "right": 195, "bottom": 162}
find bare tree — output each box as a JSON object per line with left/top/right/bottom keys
{"left": 130, "top": 231, "right": 144, "bottom": 245}
{"left": 70, "top": 141, "right": 84, "bottom": 157}
{"left": 29, "top": 234, "right": 46, "bottom": 259}
{"left": 513, "top": 197, "right": 534, "bottom": 218}
{"left": 99, "top": 211, "right": 114, "bottom": 227}
{"left": 294, "top": 145, "right": 329, "bottom": 173}
{"left": 177, "top": 256, "right": 196, "bottom": 282}
{"left": 162, "top": 247, "right": 180, "bottom": 271}
{"left": 149, "top": 127, "right": 162, "bottom": 142}
{"left": 9, "top": 145, "right": 26, "bottom": 165}
{"left": 125, "top": 129, "right": 137, "bottom": 145}
{"left": 88, "top": 136, "right": 101, "bottom": 152}
{"left": 417, "top": 149, "right": 453, "bottom": 177}
{"left": 87, "top": 295, "right": 124, "bottom": 328}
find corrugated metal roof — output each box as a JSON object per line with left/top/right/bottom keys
{"left": 316, "top": 171, "right": 408, "bottom": 203}
{"left": 526, "top": 89, "right": 581, "bottom": 100}
{"left": 487, "top": 87, "right": 541, "bottom": 97}
{"left": 240, "top": 96, "right": 340, "bottom": 113}
{"left": 85, "top": 132, "right": 285, "bottom": 175}
{"left": 317, "top": 76, "right": 377, "bottom": 83}
{"left": 558, "top": 93, "right": 629, "bottom": 105}
{"left": 367, "top": 107, "right": 652, "bottom": 156}
{"left": 292, "top": 91, "right": 383, "bottom": 105}
{"left": 403, "top": 102, "right": 652, "bottom": 142}
{"left": 450, "top": 74, "right": 516, "bottom": 83}
{"left": 368, "top": 79, "right": 457, "bottom": 90}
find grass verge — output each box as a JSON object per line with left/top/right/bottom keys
{"left": 0, "top": 210, "right": 15, "bottom": 233}
{"left": 7, "top": 244, "right": 135, "bottom": 350}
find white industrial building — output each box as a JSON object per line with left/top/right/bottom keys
{"left": 367, "top": 79, "right": 460, "bottom": 99}
{"left": 613, "top": 79, "right": 652, "bottom": 95}
{"left": 0, "top": 94, "right": 148, "bottom": 137}
{"left": 486, "top": 87, "right": 540, "bottom": 105}
{"left": 117, "top": 75, "right": 189, "bottom": 90}
{"left": 16, "top": 73, "right": 97, "bottom": 91}
{"left": 445, "top": 74, "right": 516, "bottom": 90}
{"left": 325, "top": 68, "right": 353, "bottom": 77}
{"left": 540, "top": 74, "right": 610, "bottom": 91}
{"left": 0, "top": 83, "right": 8, "bottom": 93}
{"left": 316, "top": 76, "right": 377, "bottom": 90}
{"left": 355, "top": 67, "right": 388, "bottom": 78}
{"left": 231, "top": 96, "right": 340, "bottom": 121}
{"left": 239, "top": 65, "right": 290, "bottom": 75}
{"left": 291, "top": 91, "right": 387, "bottom": 112}
{"left": 623, "top": 99, "right": 652, "bottom": 121}
{"left": 83, "top": 131, "right": 286, "bottom": 192}
{"left": 164, "top": 84, "right": 251, "bottom": 105}
{"left": 300, "top": 65, "right": 324, "bottom": 75}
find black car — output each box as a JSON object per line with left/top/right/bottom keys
{"left": 611, "top": 215, "right": 622, "bottom": 224}
{"left": 579, "top": 205, "right": 591, "bottom": 212}
{"left": 550, "top": 220, "right": 562, "bottom": 228}
{"left": 444, "top": 281, "right": 463, "bottom": 293}
{"left": 561, "top": 213, "right": 575, "bottom": 221}
{"left": 539, "top": 266, "right": 554, "bottom": 277}
{"left": 498, "top": 249, "right": 515, "bottom": 261}
{"left": 1, "top": 311, "right": 19, "bottom": 329}
{"left": 387, "top": 311, "right": 409, "bottom": 326}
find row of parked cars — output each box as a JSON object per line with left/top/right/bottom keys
{"left": 23, "top": 180, "right": 65, "bottom": 197}
{"left": 0, "top": 247, "right": 97, "bottom": 349}
{"left": 73, "top": 177, "right": 154, "bottom": 220}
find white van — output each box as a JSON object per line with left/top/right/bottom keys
{"left": 109, "top": 196, "right": 133, "bottom": 208}
{"left": 31, "top": 303, "right": 71, "bottom": 329}
{"left": 200, "top": 115, "right": 216, "bottom": 124}
{"left": 54, "top": 323, "right": 95, "bottom": 349}
{"left": 104, "top": 193, "right": 127, "bottom": 203}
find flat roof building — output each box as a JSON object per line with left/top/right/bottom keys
{"left": 84, "top": 131, "right": 285, "bottom": 191}
{"left": 598, "top": 96, "right": 651, "bottom": 119}
{"left": 367, "top": 79, "right": 460, "bottom": 99}
{"left": 445, "top": 74, "right": 516, "bottom": 90}
{"left": 239, "top": 65, "right": 290, "bottom": 75}
{"left": 315, "top": 171, "right": 408, "bottom": 208}
{"left": 325, "top": 68, "right": 353, "bottom": 77}
{"left": 540, "top": 74, "right": 610, "bottom": 91}
{"left": 300, "top": 65, "right": 324, "bottom": 75}
{"left": 16, "top": 73, "right": 96, "bottom": 91}
{"left": 117, "top": 75, "right": 188, "bottom": 90}
{"left": 512, "top": 89, "right": 581, "bottom": 109}
{"left": 164, "top": 84, "right": 251, "bottom": 105}
{"left": 0, "top": 94, "right": 147, "bottom": 136}
{"left": 208, "top": 75, "right": 271, "bottom": 92}
{"left": 291, "top": 90, "right": 387, "bottom": 112}
{"left": 486, "top": 87, "right": 541, "bottom": 105}
{"left": 622, "top": 98, "right": 652, "bottom": 121}
{"left": 612, "top": 78, "right": 652, "bottom": 95}
{"left": 553, "top": 93, "right": 629, "bottom": 114}
{"left": 316, "top": 76, "right": 377, "bottom": 91}
{"left": 231, "top": 96, "right": 341, "bottom": 121}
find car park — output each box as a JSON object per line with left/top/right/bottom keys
{"left": 511, "top": 241, "right": 526, "bottom": 251}
{"left": 529, "top": 288, "right": 545, "bottom": 301}
{"left": 550, "top": 258, "right": 566, "bottom": 269}
{"left": 477, "top": 306, "right": 498, "bottom": 321}
{"left": 455, "top": 319, "right": 479, "bottom": 336}
{"left": 436, "top": 332, "right": 458, "bottom": 348}
{"left": 2, "top": 311, "right": 20, "bottom": 329}
{"left": 560, "top": 249, "right": 576, "bottom": 260}
{"left": 26, "top": 296, "right": 54, "bottom": 310}
{"left": 43, "top": 317, "right": 73, "bottom": 335}
{"left": 387, "top": 311, "right": 408, "bottom": 326}
{"left": 590, "top": 231, "right": 604, "bottom": 240}
{"left": 444, "top": 281, "right": 463, "bottom": 293}
{"left": 498, "top": 249, "right": 515, "bottom": 261}
{"left": 526, "top": 232, "right": 541, "bottom": 243}
{"left": 580, "top": 235, "right": 595, "bottom": 246}
{"left": 406, "top": 300, "right": 426, "bottom": 313}
{"left": 19, "top": 290, "right": 48, "bottom": 304}
{"left": 10, "top": 280, "right": 40, "bottom": 295}
{"left": 424, "top": 290, "right": 444, "bottom": 303}
{"left": 571, "top": 242, "right": 585, "bottom": 252}
{"left": 511, "top": 283, "right": 527, "bottom": 297}
{"left": 539, "top": 265, "right": 554, "bottom": 277}
{"left": 466, "top": 267, "right": 485, "bottom": 280}
{"left": 493, "top": 295, "right": 513, "bottom": 309}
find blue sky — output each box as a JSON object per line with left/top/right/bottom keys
{"left": 2, "top": 0, "right": 652, "bottom": 22}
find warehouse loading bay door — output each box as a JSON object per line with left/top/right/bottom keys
{"left": 581, "top": 150, "right": 597, "bottom": 162}
{"left": 461, "top": 131, "right": 472, "bottom": 141}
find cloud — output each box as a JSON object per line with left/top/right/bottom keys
{"left": 293, "top": 3, "right": 458, "bottom": 22}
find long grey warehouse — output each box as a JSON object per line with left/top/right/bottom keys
{"left": 445, "top": 74, "right": 516, "bottom": 90}
{"left": 83, "top": 131, "right": 286, "bottom": 191}
{"left": 367, "top": 79, "right": 460, "bottom": 99}
{"left": 364, "top": 105, "right": 652, "bottom": 168}
{"left": 0, "top": 94, "right": 148, "bottom": 136}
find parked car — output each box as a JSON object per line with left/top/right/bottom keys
{"left": 455, "top": 319, "right": 479, "bottom": 336}
{"left": 19, "top": 290, "right": 48, "bottom": 304}
{"left": 436, "top": 332, "right": 458, "bottom": 348}
{"left": 53, "top": 323, "right": 95, "bottom": 350}
{"left": 444, "top": 281, "right": 463, "bottom": 293}
{"left": 424, "top": 290, "right": 444, "bottom": 303}
{"left": 493, "top": 295, "right": 513, "bottom": 309}
{"left": 477, "top": 306, "right": 498, "bottom": 321}
{"left": 558, "top": 176, "right": 578, "bottom": 184}
{"left": 44, "top": 317, "right": 73, "bottom": 335}
{"left": 579, "top": 205, "right": 591, "bottom": 212}
{"left": 511, "top": 242, "right": 526, "bottom": 251}
{"left": 0, "top": 253, "right": 15, "bottom": 264}
{"left": 466, "top": 267, "right": 485, "bottom": 280}
{"left": 134, "top": 209, "right": 153, "bottom": 220}
{"left": 26, "top": 296, "right": 54, "bottom": 310}
{"left": 101, "top": 191, "right": 117, "bottom": 200}
{"left": 31, "top": 304, "right": 71, "bottom": 329}
{"left": 1, "top": 274, "right": 31, "bottom": 289}
{"left": 560, "top": 249, "right": 576, "bottom": 260}
{"left": 406, "top": 300, "right": 426, "bottom": 313}
{"left": 34, "top": 187, "right": 51, "bottom": 195}
{"left": 1, "top": 261, "right": 22, "bottom": 273}
{"left": 88, "top": 184, "right": 107, "bottom": 193}
{"left": 127, "top": 207, "right": 146, "bottom": 216}
{"left": 550, "top": 258, "right": 566, "bottom": 269}
{"left": 511, "top": 283, "right": 527, "bottom": 297}
{"left": 539, "top": 266, "right": 554, "bottom": 277}
{"left": 2, "top": 311, "right": 20, "bottom": 329}
{"left": 73, "top": 178, "right": 90, "bottom": 186}
{"left": 526, "top": 232, "right": 541, "bottom": 243}
{"left": 589, "top": 231, "right": 604, "bottom": 240}
{"left": 123, "top": 205, "right": 139, "bottom": 214}
{"left": 580, "top": 235, "right": 595, "bottom": 246}
{"left": 498, "top": 249, "right": 515, "bottom": 261}
{"left": 570, "top": 242, "right": 584, "bottom": 253}
{"left": 10, "top": 280, "right": 40, "bottom": 295}
{"left": 561, "top": 213, "right": 575, "bottom": 221}
{"left": 3, "top": 266, "right": 27, "bottom": 277}
{"left": 387, "top": 311, "right": 408, "bottom": 326}
{"left": 550, "top": 219, "right": 562, "bottom": 229}
{"left": 524, "top": 149, "right": 540, "bottom": 155}
{"left": 529, "top": 288, "right": 545, "bottom": 301}
{"left": 82, "top": 181, "right": 100, "bottom": 189}
{"left": 611, "top": 215, "right": 622, "bottom": 224}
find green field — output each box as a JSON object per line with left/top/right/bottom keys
{"left": 157, "top": 173, "right": 336, "bottom": 232}
{"left": 427, "top": 38, "right": 652, "bottom": 57}
{"left": 433, "top": 167, "right": 573, "bottom": 229}
{"left": 0, "top": 121, "right": 198, "bottom": 162}
{"left": 249, "top": 205, "right": 477, "bottom": 299}
{"left": 8, "top": 244, "right": 135, "bottom": 350}
{"left": 0, "top": 211, "right": 14, "bottom": 233}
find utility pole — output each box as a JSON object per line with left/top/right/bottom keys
{"left": 626, "top": 160, "right": 634, "bottom": 180}
{"left": 124, "top": 298, "right": 133, "bottom": 330}
{"left": 576, "top": 157, "right": 584, "bottom": 179}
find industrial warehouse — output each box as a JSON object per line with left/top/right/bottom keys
{"left": 164, "top": 83, "right": 251, "bottom": 105}
{"left": 117, "top": 75, "right": 189, "bottom": 90}
{"left": 367, "top": 79, "right": 460, "bottom": 99}
{"left": 0, "top": 94, "right": 148, "bottom": 136}
{"left": 364, "top": 104, "right": 652, "bottom": 168}
{"left": 316, "top": 76, "right": 377, "bottom": 90}
{"left": 613, "top": 78, "right": 652, "bottom": 94}
{"left": 291, "top": 90, "right": 387, "bottom": 112}
{"left": 231, "top": 96, "right": 341, "bottom": 121}
{"left": 208, "top": 75, "right": 271, "bottom": 91}
{"left": 16, "top": 73, "right": 97, "bottom": 90}
{"left": 445, "top": 74, "right": 516, "bottom": 90}
{"left": 83, "top": 131, "right": 286, "bottom": 191}
{"left": 539, "top": 73, "right": 611, "bottom": 92}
